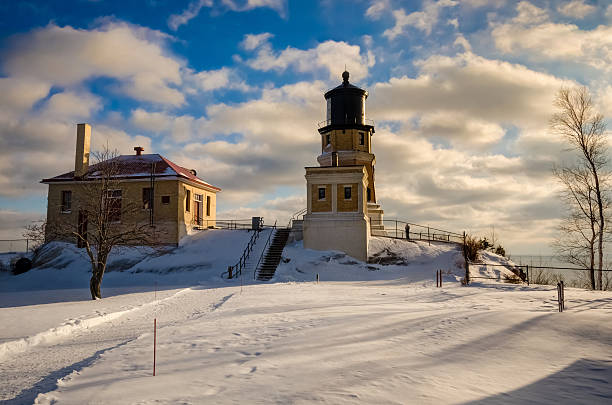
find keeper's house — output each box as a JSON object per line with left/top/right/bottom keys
{"left": 42, "top": 123, "right": 220, "bottom": 246}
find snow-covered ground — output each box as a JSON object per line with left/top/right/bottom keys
{"left": 0, "top": 231, "right": 611, "bottom": 404}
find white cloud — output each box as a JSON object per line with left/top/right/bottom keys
{"left": 369, "top": 52, "right": 569, "bottom": 130}
{"left": 168, "top": 0, "right": 213, "bottom": 31}
{"left": 240, "top": 32, "right": 274, "bottom": 50}
{"left": 558, "top": 0, "right": 596, "bottom": 19}
{"left": 222, "top": 0, "right": 286, "bottom": 17}
{"left": 365, "top": 0, "right": 390, "bottom": 19}
{"left": 130, "top": 108, "right": 209, "bottom": 143}
{"left": 245, "top": 40, "right": 374, "bottom": 82}
{"left": 168, "top": 0, "right": 286, "bottom": 30}
{"left": 492, "top": 2, "right": 612, "bottom": 71}
{"left": 190, "top": 67, "right": 250, "bottom": 92}
{"left": 0, "top": 78, "right": 51, "bottom": 114}
{"left": 383, "top": 0, "right": 458, "bottom": 39}
{"left": 42, "top": 91, "right": 102, "bottom": 120}
{"left": 3, "top": 21, "right": 184, "bottom": 106}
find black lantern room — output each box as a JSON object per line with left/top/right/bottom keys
{"left": 318, "top": 71, "right": 375, "bottom": 135}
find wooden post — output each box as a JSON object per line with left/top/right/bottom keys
{"left": 153, "top": 318, "right": 157, "bottom": 376}
{"left": 463, "top": 231, "right": 469, "bottom": 285}
{"left": 526, "top": 265, "right": 529, "bottom": 286}
{"left": 228, "top": 266, "right": 233, "bottom": 279}
{"left": 428, "top": 227, "right": 430, "bottom": 246}
{"left": 316, "top": 273, "right": 319, "bottom": 283}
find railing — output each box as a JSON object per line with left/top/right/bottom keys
{"left": 370, "top": 219, "right": 463, "bottom": 244}
{"left": 287, "top": 208, "right": 307, "bottom": 228}
{"left": 254, "top": 221, "right": 278, "bottom": 280}
{"left": 193, "top": 219, "right": 260, "bottom": 230}
{"left": 0, "top": 239, "right": 42, "bottom": 254}
{"left": 317, "top": 118, "right": 375, "bottom": 128}
{"left": 222, "top": 227, "right": 264, "bottom": 279}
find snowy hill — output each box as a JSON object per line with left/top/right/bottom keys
{"left": 1, "top": 231, "right": 610, "bottom": 404}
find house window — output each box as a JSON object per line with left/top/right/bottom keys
{"left": 142, "top": 188, "right": 152, "bottom": 210}
{"left": 106, "top": 189, "right": 122, "bottom": 222}
{"left": 206, "top": 196, "right": 211, "bottom": 216}
{"left": 185, "top": 189, "right": 191, "bottom": 212}
{"left": 161, "top": 196, "right": 170, "bottom": 205}
{"left": 318, "top": 187, "right": 326, "bottom": 201}
{"left": 344, "top": 186, "right": 352, "bottom": 200}
{"left": 359, "top": 132, "right": 365, "bottom": 145}
{"left": 326, "top": 134, "right": 330, "bottom": 145}
{"left": 60, "top": 190, "right": 72, "bottom": 213}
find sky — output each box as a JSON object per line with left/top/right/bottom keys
{"left": 1, "top": 0, "right": 611, "bottom": 255}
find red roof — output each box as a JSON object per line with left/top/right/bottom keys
{"left": 41, "top": 154, "right": 221, "bottom": 192}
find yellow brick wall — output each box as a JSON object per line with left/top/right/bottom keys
{"left": 45, "top": 179, "right": 217, "bottom": 246}
{"left": 337, "top": 183, "right": 358, "bottom": 212}
{"left": 311, "top": 184, "right": 332, "bottom": 212}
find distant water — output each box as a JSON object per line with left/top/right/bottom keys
{"left": 508, "top": 255, "right": 589, "bottom": 282}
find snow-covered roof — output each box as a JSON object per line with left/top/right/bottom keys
{"left": 41, "top": 154, "right": 221, "bottom": 192}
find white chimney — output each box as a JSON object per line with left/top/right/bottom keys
{"left": 75, "top": 123, "right": 91, "bottom": 178}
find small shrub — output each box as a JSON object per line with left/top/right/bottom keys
{"left": 464, "top": 234, "right": 481, "bottom": 262}
{"left": 494, "top": 245, "right": 506, "bottom": 257}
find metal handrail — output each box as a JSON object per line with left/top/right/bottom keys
{"left": 254, "top": 221, "right": 277, "bottom": 280}
{"left": 287, "top": 208, "right": 307, "bottom": 228}
{"left": 223, "top": 228, "right": 261, "bottom": 279}
{"left": 370, "top": 218, "right": 463, "bottom": 244}
{"left": 317, "top": 118, "right": 375, "bottom": 128}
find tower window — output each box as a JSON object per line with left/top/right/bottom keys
{"left": 359, "top": 132, "right": 365, "bottom": 145}
{"left": 344, "top": 186, "right": 352, "bottom": 200}
{"left": 326, "top": 134, "right": 330, "bottom": 145}
{"left": 318, "top": 187, "right": 326, "bottom": 201}
{"left": 161, "top": 195, "right": 170, "bottom": 205}
{"left": 367, "top": 187, "right": 371, "bottom": 202}
{"left": 185, "top": 189, "right": 191, "bottom": 212}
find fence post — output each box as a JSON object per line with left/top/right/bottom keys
{"left": 428, "top": 227, "right": 430, "bottom": 246}
{"left": 526, "top": 265, "right": 529, "bottom": 286}
{"left": 463, "top": 231, "right": 470, "bottom": 285}
{"left": 395, "top": 220, "right": 398, "bottom": 238}
{"left": 561, "top": 280, "right": 565, "bottom": 311}
{"left": 228, "top": 266, "right": 233, "bottom": 279}
{"left": 26, "top": 239, "right": 29, "bottom": 252}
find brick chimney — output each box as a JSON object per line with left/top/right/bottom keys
{"left": 74, "top": 123, "right": 91, "bottom": 178}
{"left": 134, "top": 146, "right": 144, "bottom": 156}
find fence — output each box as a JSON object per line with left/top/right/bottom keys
{"left": 194, "top": 219, "right": 274, "bottom": 230}
{"left": 0, "top": 239, "right": 41, "bottom": 254}
{"left": 467, "top": 261, "right": 612, "bottom": 289}
{"left": 370, "top": 219, "right": 464, "bottom": 244}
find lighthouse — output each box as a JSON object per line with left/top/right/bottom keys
{"left": 302, "top": 71, "right": 384, "bottom": 261}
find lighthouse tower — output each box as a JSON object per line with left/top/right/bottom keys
{"left": 302, "top": 71, "right": 384, "bottom": 261}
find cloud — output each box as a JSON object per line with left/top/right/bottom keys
{"left": 0, "top": 78, "right": 51, "bottom": 114}
{"left": 168, "top": 0, "right": 286, "bottom": 30}
{"left": 240, "top": 32, "right": 274, "bottom": 50}
{"left": 189, "top": 67, "right": 250, "bottom": 92}
{"left": 130, "top": 108, "right": 208, "bottom": 143}
{"left": 369, "top": 52, "right": 569, "bottom": 131}
{"left": 558, "top": 0, "right": 596, "bottom": 19}
{"left": 222, "top": 0, "right": 286, "bottom": 17}
{"left": 168, "top": 0, "right": 213, "bottom": 31}
{"left": 383, "top": 0, "right": 458, "bottom": 39}
{"left": 3, "top": 21, "right": 184, "bottom": 106}
{"left": 365, "top": 0, "right": 390, "bottom": 19}
{"left": 0, "top": 210, "right": 44, "bottom": 240}
{"left": 244, "top": 40, "right": 374, "bottom": 82}
{"left": 492, "top": 2, "right": 612, "bottom": 71}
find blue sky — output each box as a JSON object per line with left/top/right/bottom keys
{"left": 1, "top": 0, "right": 612, "bottom": 254}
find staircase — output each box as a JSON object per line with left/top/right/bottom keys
{"left": 256, "top": 228, "right": 291, "bottom": 281}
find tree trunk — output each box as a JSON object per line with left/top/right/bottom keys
{"left": 592, "top": 168, "right": 604, "bottom": 290}
{"left": 89, "top": 274, "right": 101, "bottom": 300}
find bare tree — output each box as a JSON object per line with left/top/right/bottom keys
{"left": 48, "top": 148, "right": 157, "bottom": 299}
{"left": 552, "top": 164, "right": 598, "bottom": 289}
{"left": 550, "top": 87, "right": 609, "bottom": 290}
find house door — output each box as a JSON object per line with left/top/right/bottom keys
{"left": 77, "top": 210, "right": 88, "bottom": 248}
{"left": 194, "top": 194, "right": 203, "bottom": 226}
